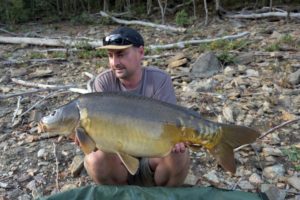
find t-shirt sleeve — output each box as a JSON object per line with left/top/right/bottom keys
{"left": 151, "top": 71, "right": 177, "bottom": 104}
{"left": 92, "top": 70, "right": 118, "bottom": 92}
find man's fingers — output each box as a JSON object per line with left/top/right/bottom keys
{"left": 172, "top": 142, "right": 186, "bottom": 153}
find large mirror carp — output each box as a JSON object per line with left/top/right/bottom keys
{"left": 38, "top": 92, "right": 260, "bottom": 175}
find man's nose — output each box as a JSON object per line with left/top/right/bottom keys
{"left": 111, "top": 54, "right": 120, "bottom": 66}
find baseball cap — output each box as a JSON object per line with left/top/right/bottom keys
{"left": 98, "top": 27, "right": 144, "bottom": 50}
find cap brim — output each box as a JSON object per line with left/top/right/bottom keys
{"left": 96, "top": 44, "right": 132, "bottom": 50}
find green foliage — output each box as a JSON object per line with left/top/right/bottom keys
{"left": 0, "top": 0, "right": 29, "bottom": 24}
{"left": 49, "top": 51, "right": 66, "bottom": 59}
{"left": 217, "top": 51, "right": 235, "bottom": 65}
{"left": 282, "top": 146, "right": 300, "bottom": 162}
{"left": 209, "top": 39, "right": 248, "bottom": 51}
{"left": 282, "top": 146, "right": 300, "bottom": 171}
{"left": 77, "top": 49, "right": 106, "bottom": 59}
{"left": 175, "top": 10, "right": 190, "bottom": 26}
{"left": 265, "top": 43, "right": 280, "bottom": 52}
{"left": 71, "top": 12, "right": 96, "bottom": 25}
{"left": 280, "top": 34, "right": 294, "bottom": 44}
{"left": 28, "top": 52, "right": 46, "bottom": 59}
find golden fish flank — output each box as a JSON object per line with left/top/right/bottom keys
{"left": 38, "top": 92, "right": 260, "bottom": 175}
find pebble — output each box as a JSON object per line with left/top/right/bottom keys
{"left": 249, "top": 173, "right": 263, "bottom": 185}
{"left": 262, "top": 147, "right": 283, "bottom": 157}
{"left": 238, "top": 180, "right": 255, "bottom": 190}
{"left": 203, "top": 170, "right": 220, "bottom": 184}
{"left": 263, "top": 164, "right": 285, "bottom": 179}
{"left": 287, "top": 176, "right": 300, "bottom": 190}
{"left": 37, "top": 149, "right": 45, "bottom": 158}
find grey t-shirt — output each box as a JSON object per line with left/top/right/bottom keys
{"left": 92, "top": 66, "right": 176, "bottom": 104}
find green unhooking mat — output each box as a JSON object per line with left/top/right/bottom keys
{"left": 38, "top": 185, "right": 268, "bottom": 200}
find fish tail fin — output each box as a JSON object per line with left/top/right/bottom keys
{"left": 208, "top": 124, "right": 260, "bottom": 173}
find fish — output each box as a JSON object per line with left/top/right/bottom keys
{"left": 38, "top": 92, "right": 260, "bottom": 175}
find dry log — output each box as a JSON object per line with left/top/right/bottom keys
{"left": 0, "top": 36, "right": 102, "bottom": 48}
{"left": 149, "top": 31, "right": 250, "bottom": 50}
{"left": 226, "top": 11, "right": 300, "bottom": 19}
{"left": 99, "top": 11, "right": 186, "bottom": 33}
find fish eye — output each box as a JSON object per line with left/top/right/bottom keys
{"left": 51, "top": 110, "right": 57, "bottom": 116}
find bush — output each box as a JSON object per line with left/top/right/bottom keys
{"left": 175, "top": 10, "right": 190, "bottom": 26}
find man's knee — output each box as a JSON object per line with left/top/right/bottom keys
{"left": 151, "top": 151, "right": 190, "bottom": 186}
{"left": 84, "top": 151, "right": 128, "bottom": 185}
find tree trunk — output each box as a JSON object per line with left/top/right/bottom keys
{"left": 204, "top": 0, "right": 208, "bottom": 25}
{"left": 157, "top": 0, "right": 168, "bottom": 24}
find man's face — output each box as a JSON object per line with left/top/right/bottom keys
{"left": 107, "top": 46, "right": 144, "bottom": 79}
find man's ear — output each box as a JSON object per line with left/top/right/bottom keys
{"left": 138, "top": 46, "right": 144, "bottom": 58}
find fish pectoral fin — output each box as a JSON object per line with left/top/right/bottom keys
{"left": 117, "top": 152, "right": 139, "bottom": 175}
{"left": 75, "top": 127, "right": 97, "bottom": 155}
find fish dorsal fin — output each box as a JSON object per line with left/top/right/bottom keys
{"left": 75, "top": 127, "right": 97, "bottom": 155}
{"left": 117, "top": 152, "right": 139, "bottom": 175}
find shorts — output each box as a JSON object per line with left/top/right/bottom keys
{"left": 127, "top": 158, "right": 156, "bottom": 186}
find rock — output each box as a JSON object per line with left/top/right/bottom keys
{"left": 270, "top": 31, "right": 282, "bottom": 40}
{"left": 246, "top": 69, "right": 259, "bottom": 77}
{"left": 261, "top": 184, "right": 286, "bottom": 200}
{"left": 194, "top": 79, "right": 217, "bottom": 92}
{"left": 238, "top": 180, "right": 255, "bottom": 190}
{"left": 10, "top": 68, "right": 28, "bottom": 77}
{"left": 235, "top": 52, "right": 255, "bottom": 65}
{"left": 288, "top": 69, "right": 300, "bottom": 85}
{"left": 222, "top": 104, "right": 234, "bottom": 123}
{"left": 183, "top": 170, "right": 198, "bottom": 185}
{"left": 26, "top": 180, "right": 36, "bottom": 191}
{"left": 287, "top": 176, "right": 300, "bottom": 190}
{"left": 262, "top": 147, "right": 283, "bottom": 157}
{"left": 203, "top": 170, "right": 220, "bottom": 185}
{"left": 60, "top": 183, "right": 77, "bottom": 192}
{"left": 166, "top": 53, "right": 188, "bottom": 68}
{"left": 167, "top": 58, "right": 188, "bottom": 68}
{"left": 69, "top": 155, "right": 84, "bottom": 177}
{"left": 224, "top": 66, "right": 235, "bottom": 76}
{"left": 249, "top": 173, "right": 263, "bottom": 185}
{"left": 191, "top": 52, "right": 221, "bottom": 78}
{"left": 263, "top": 164, "right": 285, "bottom": 179}
{"left": 29, "top": 68, "right": 53, "bottom": 79}
{"left": 37, "top": 149, "right": 46, "bottom": 158}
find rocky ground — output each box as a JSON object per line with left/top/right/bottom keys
{"left": 0, "top": 17, "right": 300, "bottom": 200}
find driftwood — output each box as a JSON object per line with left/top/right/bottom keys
{"left": 0, "top": 36, "right": 102, "bottom": 48}
{"left": 149, "top": 31, "right": 250, "bottom": 50}
{"left": 1, "top": 58, "right": 67, "bottom": 66}
{"left": 0, "top": 78, "right": 88, "bottom": 99}
{"left": 226, "top": 11, "right": 300, "bottom": 19}
{"left": 99, "top": 11, "right": 186, "bottom": 33}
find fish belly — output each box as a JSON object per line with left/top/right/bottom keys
{"left": 80, "top": 114, "right": 177, "bottom": 157}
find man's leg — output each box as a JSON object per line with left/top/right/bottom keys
{"left": 84, "top": 150, "right": 128, "bottom": 185}
{"left": 149, "top": 149, "right": 190, "bottom": 186}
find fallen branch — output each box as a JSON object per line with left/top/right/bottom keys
{"left": 53, "top": 142, "right": 60, "bottom": 192}
{"left": 99, "top": 11, "right": 186, "bottom": 33}
{"left": 226, "top": 11, "right": 300, "bottom": 19}
{"left": 235, "top": 117, "right": 300, "bottom": 151}
{"left": 12, "top": 96, "right": 22, "bottom": 123}
{"left": 0, "top": 35, "right": 102, "bottom": 48}
{"left": 11, "top": 78, "right": 73, "bottom": 89}
{"left": 1, "top": 58, "right": 67, "bottom": 66}
{"left": 0, "top": 79, "right": 88, "bottom": 99}
{"left": 149, "top": 32, "right": 250, "bottom": 50}
{"left": 0, "top": 87, "right": 73, "bottom": 99}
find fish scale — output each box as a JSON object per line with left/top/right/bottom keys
{"left": 39, "top": 92, "right": 260, "bottom": 175}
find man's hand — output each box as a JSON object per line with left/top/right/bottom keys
{"left": 172, "top": 142, "right": 188, "bottom": 153}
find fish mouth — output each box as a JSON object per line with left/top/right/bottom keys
{"left": 37, "top": 122, "right": 47, "bottom": 133}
